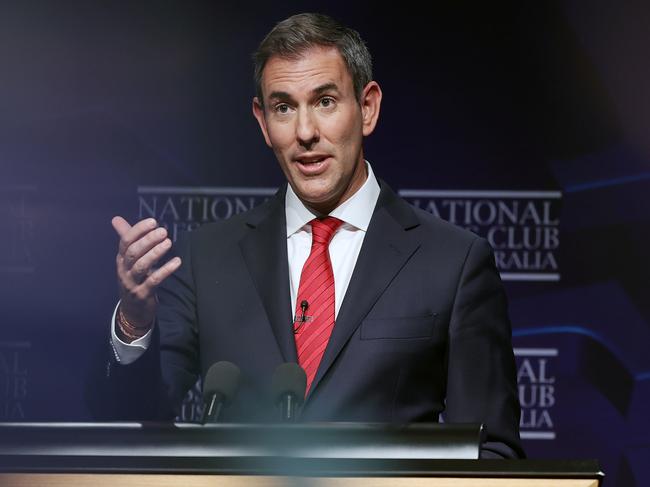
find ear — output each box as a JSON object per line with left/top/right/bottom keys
{"left": 360, "top": 81, "right": 382, "bottom": 137}
{"left": 252, "top": 97, "right": 272, "bottom": 148}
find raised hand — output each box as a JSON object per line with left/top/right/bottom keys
{"left": 111, "top": 216, "right": 182, "bottom": 335}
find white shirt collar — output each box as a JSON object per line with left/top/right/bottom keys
{"left": 285, "top": 161, "right": 381, "bottom": 237}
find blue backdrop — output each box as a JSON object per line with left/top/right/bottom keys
{"left": 1, "top": 2, "right": 649, "bottom": 485}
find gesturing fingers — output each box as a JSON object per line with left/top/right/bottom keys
{"left": 139, "top": 257, "right": 182, "bottom": 293}
{"left": 129, "top": 237, "right": 173, "bottom": 282}
{"left": 111, "top": 216, "right": 132, "bottom": 238}
{"left": 122, "top": 226, "right": 169, "bottom": 272}
{"left": 113, "top": 216, "right": 182, "bottom": 327}
{"left": 117, "top": 218, "right": 158, "bottom": 256}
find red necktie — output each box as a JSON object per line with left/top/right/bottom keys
{"left": 294, "top": 217, "right": 343, "bottom": 394}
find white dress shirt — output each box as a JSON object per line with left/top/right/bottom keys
{"left": 111, "top": 162, "right": 381, "bottom": 365}
{"left": 285, "top": 162, "right": 380, "bottom": 318}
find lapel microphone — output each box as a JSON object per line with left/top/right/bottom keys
{"left": 293, "top": 300, "right": 310, "bottom": 334}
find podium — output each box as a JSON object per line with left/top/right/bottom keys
{"left": 0, "top": 422, "right": 603, "bottom": 486}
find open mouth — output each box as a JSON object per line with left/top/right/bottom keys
{"left": 295, "top": 156, "right": 330, "bottom": 175}
{"left": 297, "top": 156, "right": 328, "bottom": 164}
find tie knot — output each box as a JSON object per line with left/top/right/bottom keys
{"left": 310, "top": 217, "right": 343, "bottom": 246}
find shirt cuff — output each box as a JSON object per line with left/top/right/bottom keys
{"left": 110, "top": 301, "right": 153, "bottom": 365}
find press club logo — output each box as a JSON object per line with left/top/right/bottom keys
{"left": 136, "top": 186, "right": 277, "bottom": 241}
{"left": 399, "top": 190, "right": 562, "bottom": 282}
{"left": 515, "top": 348, "right": 557, "bottom": 440}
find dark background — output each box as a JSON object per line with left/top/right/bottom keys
{"left": 1, "top": 1, "right": 649, "bottom": 485}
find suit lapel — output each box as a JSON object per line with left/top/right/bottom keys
{"left": 238, "top": 186, "right": 297, "bottom": 363}
{"left": 306, "top": 182, "right": 422, "bottom": 401}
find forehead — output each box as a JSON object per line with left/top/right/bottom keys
{"left": 261, "top": 46, "right": 353, "bottom": 98}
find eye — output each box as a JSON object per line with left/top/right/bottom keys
{"left": 319, "top": 97, "right": 336, "bottom": 109}
{"left": 274, "top": 103, "right": 291, "bottom": 114}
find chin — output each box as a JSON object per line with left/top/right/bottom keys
{"left": 294, "top": 181, "right": 334, "bottom": 201}
{"left": 300, "top": 193, "right": 334, "bottom": 207}
{"left": 298, "top": 192, "right": 340, "bottom": 212}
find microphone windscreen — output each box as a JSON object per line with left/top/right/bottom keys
{"left": 203, "top": 361, "right": 241, "bottom": 403}
{"left": 271, "top": 362, "right": 307, "bottom": 403}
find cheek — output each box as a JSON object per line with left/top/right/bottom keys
{"left": 324, "top": 117, "right": 357, "bottom": 149}
{"left": 334, "top": 126, "right": 363, "bottom": 161}
{"left": 266, "top": 124, "right": 294, "bottom": 152}
{"left": 334, "top": 110, "right": 362, "bottom": 140}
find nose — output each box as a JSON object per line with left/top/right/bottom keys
{"left": 296, "top": 107, "right": 319, "bottom": 148}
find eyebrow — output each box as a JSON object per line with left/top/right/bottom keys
{"left": 312, "top": 82, "right": 340, "bottom": 96}
{"left": 267, "top": 83, "right": 341, "bottom": 103}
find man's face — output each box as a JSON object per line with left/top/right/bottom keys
{"left": 253, "top": 46, "right": 381, "bottom": 213}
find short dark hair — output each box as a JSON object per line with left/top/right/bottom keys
{"left": 253, "top": 13, "right": 373, "bottom": 105}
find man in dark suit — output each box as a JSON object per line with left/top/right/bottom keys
{"left": 107, "top": 13, "right": 523, "bottom": 459}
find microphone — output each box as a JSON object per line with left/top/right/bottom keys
{"left": 293, "top": 300, "right": 309, "bottom": 333}
{"left": 201, "top": 361, "right": 241, "bottom": 424}
{"left": 271, "top": 363, "right": 307, "bottom": 422}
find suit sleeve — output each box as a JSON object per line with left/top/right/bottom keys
{"left": 444, "top": 237, "right": 525, "bottom": 459}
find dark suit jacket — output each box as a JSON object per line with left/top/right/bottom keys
{"left": 102, "top": 180, "right": 523, "bottom": 459}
